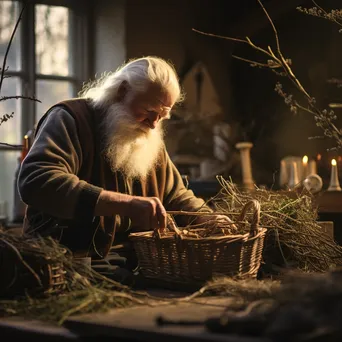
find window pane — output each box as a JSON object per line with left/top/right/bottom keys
{"left": 0, "top": 151, "right": 21, "bottom": 223}
{"left": 0, "top": 76, "right": 22, "bottom": 144}
{"left": 36, "top": 80, "right": 73, "bottom": 121}
{"left": 0, "top": 1, "right": 21, "bottom": 71}
{"left": 35, "top": 5, "right": 71, "bottom": 76}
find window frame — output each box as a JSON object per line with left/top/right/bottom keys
{"left": 1, "top": 0, "right": 92, "bottom": 148}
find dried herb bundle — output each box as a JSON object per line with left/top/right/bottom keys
{"left": 0, "top": 228, "right": 164, "bottom": 325}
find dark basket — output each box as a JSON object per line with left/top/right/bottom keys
{"left": 129, "top": 200, "right": 267, "bottom": 288}
{"left": 0, "top": 243, "right": 67, "bottom": 298}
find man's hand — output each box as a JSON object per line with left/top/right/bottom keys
{"left": 94, "top": 190, "right": 167, "bottom": 232}
{"left": 195, "top": 214, "right": 238, "bottom": 232}
{"left": 128, "top": 196, "right": 167, "bottom": 232}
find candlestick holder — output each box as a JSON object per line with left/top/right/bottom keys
{"left": 235, "top": 141, "right": 254, "bottom": 190}
{"left": 328, "top": 159, "right": 341, "bottom": 191}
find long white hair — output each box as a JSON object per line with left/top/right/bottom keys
{"left": 80, "top": 56, "right": 184, "bottom": 109}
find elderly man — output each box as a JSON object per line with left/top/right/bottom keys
{"left": 18, "top": 56, "right": 233, "bottom": 277}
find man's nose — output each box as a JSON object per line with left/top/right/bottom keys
{"left": 148, "top": 113, "right": 160, "bottom": 129}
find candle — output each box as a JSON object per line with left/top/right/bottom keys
{"left": 308, "top": 159, "right": 317, "bottom": 176}
{"left": 327, "top": 159, "right": 341, "bottom": 191}
{"left": 288, "top": 161, "right": 300, "bottom": 190}
{"left": 302, "top": 155, "right": 308, "bottom": 180}
{"left": 279, "top": 159, "right": 288, "bottom": 188}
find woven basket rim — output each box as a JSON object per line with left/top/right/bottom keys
{"left": 129, "top": 226, "right": 267, "bottom": 241}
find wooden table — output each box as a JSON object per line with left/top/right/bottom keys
{"left": 64, "top": 296, "right": 266, "bottom": 342}
{"left": 0, "top": 294, "right": 267, "bottom": 342}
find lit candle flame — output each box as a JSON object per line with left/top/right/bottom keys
{"left": 302, "top": 155, "right": 308, "bottom": 164}
{"left": 332, "top": 159, "right": 337, "bottom": 166}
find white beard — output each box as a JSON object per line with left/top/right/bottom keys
{"left": 102, "top": 103, "right": 165, "bottom": 180}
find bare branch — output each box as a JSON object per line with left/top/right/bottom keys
{"left": 0, "top": 142, "right": 22, "bottom": 148}
{"left": 0, "top": 113, "right": 14, "bottom": 126}
{"left": 245, "top": 37, "right": 274, "bottom": 58}
{"left": 194, "top": 0, "right": 342, "bottom": 149}
{"left": 297, "top": 2, "right": 342, "bottom": 27}
{"left": 257, "top": 0, "right": 281, "bottom": 55}
{"left": 192, "top": 28, "right": 248, "bottom": 44}
{"left": 0, "top": 95, "right": 41, "bottom": 102}
{"left": 0, "top": 4, "right": 26, "bottom": 94}
{"left": 232, "top": 55, "right": 270, "bottom": 68}
{"left": 312, "top": 0, "right": 329, "bottom": 16}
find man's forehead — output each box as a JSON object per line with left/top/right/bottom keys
{"left": 135, "top": 83, "right": 174, "bottom": 108}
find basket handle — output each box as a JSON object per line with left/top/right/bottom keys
{"left": 238, "top": 199, "right": 261, "bottom": 237}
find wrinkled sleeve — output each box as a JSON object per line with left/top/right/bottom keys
{"left": 163, "top": 150, "right": 212, "bottom": 215}
{"left": 17, "top": 107, "right": 103, "bottom": 219}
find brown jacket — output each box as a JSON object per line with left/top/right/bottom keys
{"left": 18, "top": 99, "right": 209, "bottom": 258}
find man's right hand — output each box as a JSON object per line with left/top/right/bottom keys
{"left": 128, "top": 196, "right": 167, "bottom": 232}
{"left": 94, "top": 190, "right": 167, "bottom": 232}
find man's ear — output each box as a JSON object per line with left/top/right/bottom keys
{"left": 117, "top": 80, "right": 129, "bottom": 102}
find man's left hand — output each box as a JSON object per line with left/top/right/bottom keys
{"left": 195, "top": 214, "right": 238, "bottom": 231}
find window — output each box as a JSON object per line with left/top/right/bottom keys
{"left": 0, "top": 0, "right": 90, "bottom": 221}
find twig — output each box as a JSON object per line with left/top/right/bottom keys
{"left": 166, "top": 210, "right": 239, "bottom": 216}
{"left": 0, "top": 4, "right": 26, "bottom": 94}
{"left": 192, "top": 28, "right": 247, "bottom": 44}
{"left": 0, "top": 95, "right": 41, "bottom": 103}
{"left": 0, "top": 143, "right": 23, "bottom": 148}
{"left": 231, "top": 55, "right": 270, "bottom": 68}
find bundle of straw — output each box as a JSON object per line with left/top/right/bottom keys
{"left": 0, "top": 228, "right": 165, "bottom": 325}
{"left": 207, "top": 176, "right": 342, "bottom": 273}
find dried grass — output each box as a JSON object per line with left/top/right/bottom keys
{"left": 0, "top": 228, "right": 166, "bottom": 325}
{"left": 207, "top": 176, "right": 342, "bottom": 273}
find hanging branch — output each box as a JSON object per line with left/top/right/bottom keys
{"left": 297, "top": 0, "right": 342, "bottom": 29}
{"left": 0, "top": 4, "right": 25, "bottom": 94}
{"left": 0, "top": 95, "right": 40, "bottom": 102}
{"left": 0, "top": 2, "right": 41, "bottom": 105}
{"left": 192, "top": 0, "right": 342, "bottom": 150}
{"left": 0, "top": 3, "right": 41, "bottom": 149}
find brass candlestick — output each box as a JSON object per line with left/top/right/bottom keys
{"left": 235, "top": 142, "right": 254, "bottom": 190}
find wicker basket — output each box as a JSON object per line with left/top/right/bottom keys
{"left": 0, "top": 244, "right": 67, "bottom": 298}
{"left": 129, "top": 200, "right": 267, "bottom": 287}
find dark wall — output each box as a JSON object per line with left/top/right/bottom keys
{"left": 125, "top": 0, "right": 237, "bottom": 120}
{"left": 124, "top": 0, "right": 342, "bottom": 186}
{"left": 231, "top": 0, "right": 342, "bottom": 185}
